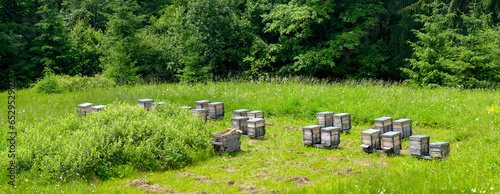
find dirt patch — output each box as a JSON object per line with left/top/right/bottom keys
{"left": 324, "top": 156, "right": 347, "bottom": 161}
{"left": 195, "top": 176, "right": 213, "bottom": 184}
{"left": 206, "top": 165, "right": 236, "bottom": 172}
{"left": 284, "top": 125, "right": 300, "bottom": 131}
{"left": 265, "top": 123, "right": 274, "bottom": 126}
{"left": 239, "top": 184, "right": 262, "bottom": 194}
{"left": 176, "top": 172, "right": 196, "bottom": 177}
{"left": 354, "top": 160, "right": 373, "bottom": 167}
{"left": 340, "top": 168, "right": 360, "bottom": 176}
{"left": 287, "top": 149, "right": 304, "bottom": 154}
{"left": 276, "top": 176, "right": 313, "bottom": 185}
{"left": 124, "top": 178, "right": 170, "bottom": 193}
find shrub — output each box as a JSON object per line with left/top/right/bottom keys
{"left": 33, "top": 74, "right": 116, "bottom": 93}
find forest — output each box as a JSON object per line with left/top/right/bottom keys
{"left": 1, "top": 0, "right": 500, "bottom": 89}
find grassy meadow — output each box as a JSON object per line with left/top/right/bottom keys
{"left": 1, "top": 79, "right": 499, "bottom": 193}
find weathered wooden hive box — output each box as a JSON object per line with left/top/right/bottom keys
{"left": 212, "top": 129, "right": 242, "bottom": 154}
{"left": 247, "top": 111, "right": 264, "bottom": 119}
{"left": 374, "top": 117, "right": 393, "bottom": 133}
{"left": 360, "top": 129, "right": 381, "bottom": 153}
{"left": 429, "top": 142, "right": 450, "bottom": 159}
{"left": 208, "top": 102, "right": 224, "bottom": 119}
{"left": 195, "top": 100, "right": 211, "bottom": 109}
{"left": 302, "top": 125, "right": 321, "bottom": 146}
{"left": 91, "top": 105, "right": 107, "bottom": 113}
{"left": 317, "top": 112, "right": 334, "bottom": 127}
{"left": 77, "top": 103, "right": 94, "bottom": 117}
{"left": 181, "top": 106, "right": 193, "bottom": 111}
{"left": 138, "top": 99, "right": 154, "bottom": 111}
{"left": 381, "top": 131, "right": 402, "bottom": 155}
{"left": 191, "top": 108, "right": 208, "bottom": 122}
{"left": 247, "top": 118, "right": 265, "bottom": 138}
{"left": 233, "top": 109, "right": 250, "bottom": 117}
{"left": 231, "top": 117, "right": 249, "bottom": 135}
{"left": 318, "top": 126, "right": 341, "bottom": 148}
{"left": 333, "top": 113, "right": 351, "bottom": 133}
{"left": 393, "top": 119, "right": 412, "bottom": 140}
{"left": 409, "top": 135, "right": 430, "bottom": 157}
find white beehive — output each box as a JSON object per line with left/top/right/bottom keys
{"left": 361, "top": 129, "right": 381, "bottom": 153}
{"left": 409, "top": 135, "right": 430, "bottom": 157}
{"left": 429, "top": 142, "right": 450, "bottom": 159}
{"left": 233, "top": 109, "right": 250, "bottom": 117}
{"left": 320, "top": 126, "right": 341, "bottom": 148}
{"left": 138, "top": 99, "right": 154, "bottom": 111}
{"left": 302, "top": 125, "right": 321, "bottom": 146}
{"left": 77, "top": 103, "right": 93, "bottom": 117}
{"left": 231, "top": 117, "right": 249, "bottom": 135}
{"left": 393, "top": 119, "right": 412, "bottom": 140}
{"left": 195, "top": 100, "right": 211, "bottom": 109}
{"left": 247, "top": 110, "right": 264, "bottom": 119}
{"left": 208, "top": 102, "right": 224, "bottom": 119}
{"left": 333, "top": 113, "right": 351, "bottom": 133}
{"left": 374, "top": 117, "right": 393, "bottom": 133}
{"left": 191, "top": 108, "right": 208, "bottom": 122}
{"left": 381, "top": 131, "right": 401, "bottom": 155}
{"left": 317, "top": 112, "right": 334, "bottom": 127}
{"left": 91, "top": 105, "right": 107, "bottom": 113}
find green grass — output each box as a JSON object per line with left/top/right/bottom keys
{"left": 1, "top": 79, "right": 499, "bottom": 193}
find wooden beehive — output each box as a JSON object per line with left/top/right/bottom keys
{"left": 333, "top": 113, "right": 351, "bottom": 133}
{"left": 247, "top": 111, "right": 264, "bottom": 119}
{"left": 317, "top": 112, "right": 334, "bottom": 127}
{"left": 138, "top": 99, "right": 154, "bottom": 111}
{"left": 429, "top": 142, "right": 450, "bottom": 159}
{"left": 374, "top": 117, "right": 393, "bottom": 133}
{"left": 91, "top": 105, "right": 107, "bottom": 113}
{"left": 247, "top": 118, "right": 265, "bottom": 138}
{"left": 302, "top": 125, "right": 321, "bottom": 146}
{"left": 360, "top": 129, "right": 381, "bottom": 153}
{"left": 233, "top": 109, "right": 250, "bottom": 117}
{"left": 77, "top": 103, "right": 94, "bottom": 117}
{"left": 195, "top": 100, "right": 211, "bottom": 109}
{"left": 393, "top": 119, "right": 412, "bottom": 140}
{"left": 231, "top": 117, "right": 249, "bottom": 135}
{"left": 318, "top": 127, "right": 341, "bottom": 148}
{"left": 409, "top": 135, "right": 430, "bottom": 157}
{"left": 191, "top": 108, "right": 208, "bottom": 122}
{"left": 181, "top": 106, "right": 193, "bottom": 111}
{"left": 208, "top": 102, "right": 224, "bottom": 119}
{"left": 381, "top": 131, "right": 402, "bottom": 155}
{"left": 212, "top": 129, "right": 242, "bottom": 154}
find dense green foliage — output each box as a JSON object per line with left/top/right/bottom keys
{"left": 1, "top": 0, "right": 500, "bottom": 88}
{"left": 33, "top": 72, "right": 116, "bottom": 93}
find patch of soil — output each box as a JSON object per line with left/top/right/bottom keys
{"left": 206, "top": 164, "right": 235, "bottom": 172}
{"left": 284, "top": 125, "right": 300, "bottom": 131}
{"left": 287, "top": 149, "right": 304, "bottom": 154}
{"left": 340, "top": 168, "right": 360, "bottom": 176}
{"left": 239, "top": 184, "right": 262, "bottom": 194}
{"left": 195, "top": 176, "right": 213, "bottom": 184}
{"left": 289, "top": 176, "right": 312, "bottom": 184}
{"left": 324, "top": 156, "right": 347, "bottom": 161}
{"left": 124, "top": 178, "right": 170, "bottom": 193}
{"left": 176, "top": 172, "right": 196, "bottom": 177}
{"left": 265, "top": 123, "right": 274, "bottom": 126}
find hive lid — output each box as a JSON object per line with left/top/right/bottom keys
{"left": 321, "top": 126, "right": 340, "bottom": 131}
{"left": 303, "top": 125, "right": 321, "bottom": 129}
{"left": 248, "top": 110, "right": 263, "bottom": 114}
{"left": 233, "top": 109, "right": 250, "bottom": 113}
{"left": 430, "top": 142, "right": 450, "bottom": 147}
{"left": 410, "top": 135, "right": 430, "bottom": 139}
{"left": 232, "top": 116, "right": 249, "bottom": 120}
{"left": 192, "top": 108, "right": 208, "bottom": 112}
{"left": 209, "top": 102, "right": 224, "bottom": 105}
{"left": 394, "top": 118, "right": 411, "bottom": 123}
{"left": 317, "top": 111, "right": 334, "bottom": 116}
{"left": 374, "top": 117, "right": 392, "bottom": 122}
{"left": 362, "top": 129, "right": 381, "bottom": 134}
{"left": 195, "top": 100, "right": 211, "bottom": 104}
{"left": 382, "top": 131, "right": 401, "bottom": 137}
{"left": 77, "top": 103, "right": 94, "bottom": 107}
{"left": 138, "top": 99, "right": 154, "bottom": 103}
{"left": 92, "top": 105, "right": 107, "bottom": 109}
{"left": 333, "top": 113, "right": 350, "bottom": 117}
{"left": 181, "top": 106, "right": 192, "bottom": 109}
{"left": 248, "top": 118, "right": 265, "bottom": 123}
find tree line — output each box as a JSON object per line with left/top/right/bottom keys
{"left": 1, "top": 0, "right": 500, "bottom": 89}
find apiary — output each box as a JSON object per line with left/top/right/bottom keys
{"left": 317, "top": 126, "right": 341, "bottom": 149}
{"left": 195, "top": 100, "right": 211, "bottom": 109}
{"left": 393, "top": 119, "right": 412, "bottom": 140}
{"left": 247, "top": 118, "right": 265, "bottom": 138}
{"left": 429, "top": 142, "right": 450, "bottom": 159}
{"left": 247, "top": 111, "right": 264, "bottom": 119}
{"left": 138, "top": 99, "right": 154, "bottom": 111}
{"left": 231, "top": 117, "right": 249, "bottom": 135}
{"left": 381, "top": 131, "right": 401, "bottom": 155}
{"left": 409, "top": 135, "right": 430, "bottom": 158}
{"left": 77, "top": 103, "right": 94, "bottom": 117}
{"left": 361, "top": 129, "right": 381, "bottom": 153}
{"left": 91, "top": 105, "right": 107, "bottom": 113}
{"left": 302, "top": 125, "right": 321, "bottom": 146}
{"left": 233, "top": 109, "right": 250, "bottom": 117}
{"left": 208, "top": 102, "right": 224, "bottom": 119}
{"left": 191, "top": 108, "right": 208, "bottom": 122}
{"left": 333, "top": 113, "right": 351, "bottom": 133}
{"left": 212, "top": 129, "right": 242, "bottom": 154}
{"left": 317, "top": 112, "right": 334, "bottom": 127}
{"left": 374, "top": 117, "right": 393, "bottom": 133}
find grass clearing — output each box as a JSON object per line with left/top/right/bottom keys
{"left": 1, "top": 79, "right": 499, "bottom": 193}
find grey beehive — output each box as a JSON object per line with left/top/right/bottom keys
{"left": 303, "top": 125, "right": 321, "bottom": 146}
{"left": 333, "top": 113, "right": 351, "bottom": 133}
{"left": 208, "top": 102, "right": 224, "bottom": 119}
{"left": 320, "top": 126, "right": 341, "bottom": 148}
{"left": 138, "top": 99, "right": 154, "bottom": 111}
{"left": 191, "top": 108, "right": 208, "bottom": 122}
{"left": 361, "top": 129, "right": 381, "bottom": 153}
{"left": 247, "top": 118, "right": 265, "bottom": 138}
{"left": 393, "top": 119, "right": 412, "bottom": 140}
{"left": 317, "top": 112, "right": 334, "bottom": 127}
{"left": 430, "top": 142, "right": 450, "bottom": 159}
{"left": 231, "top": 117, "right": 249, "bottom": 135}
{"left": 77, "top": 103, "right": 94, "bottom": 117}
{"left": 91, "top": 105, "right": 107, "bottom": 113}
{"left": 409, "top": 135, "right": 430, "bottom": 157}
{"left": 212, "top": 129, "right": 242, "bottom": 154}
{"left": 247, "top": 110, "right": 264, "bottom": 119}
{"left": 195, "top": 100, "right": 211, "bottom": 109}
{"left": 381, "top": 131, "right": 401, "bottom": 155}
{"left": 233, "top": 109, "right": 250, "bottom": 117}
{"left": 374, "top": 117, "right": 393, "bottom": 133}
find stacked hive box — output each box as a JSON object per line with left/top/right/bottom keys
{"left": 138, "top": 99, "right": 154, "bottom": 111}
{"left": 91, "top": 105, "right": 107, "bottom": 113}
{"left": 233, "top": 109, "right": 250, "bottom": 117}
{"left": 429, "top": 142, "right": 450, "bottom": 159}
{"left": 381, "top": 131, "right": 401, "bottom": 155}
{"left": 360, "top": 129, "right": 381, "bottom": 153}
{"left": 208, "top": 102, "right": 224, "bottom": 119}
{"left": 374, "top": 117, "right": 392, "bottom": 133}
{"left": 317, "top": 112, "right": 334, "bottom": 127}
{"left": 333, "top": 113, "right": 351, "bottom": 133}
{"left": 247, "top": 118, "right": 265, "bottom": 138}
{"left": 318, "top": 127, "right": 341, "bottom": 148}
{"left": 409, "top": 135, "right": 430, "bottom": 158}
{"left": 303, "top": 125, "right": 321, "bottom": 146}
{"left": 77, "top": 103, "right": 94, "bottom": 117}
{"left": 191, "top": 108, "right": 208, "bottom": 122}
{"left": 212, "top": 129, "right": 242, "bottom": 154}
{"left": 195, "top": 100, "right": 210, "bottom": 109}
{"left": 393, "top": 119, "right": 412, "bottom": 140}
{"left": 232, "top": 117, "right": 249, "bottom": 135}
{"left": 247, "top": 111, "right": 264, "bottom": 119}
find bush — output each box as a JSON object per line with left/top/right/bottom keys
{"left": 5, "top": 102, "right": 217, "bottom": 182}
{"left": 33, "top": 74, "right": 116, "bottom": 93}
